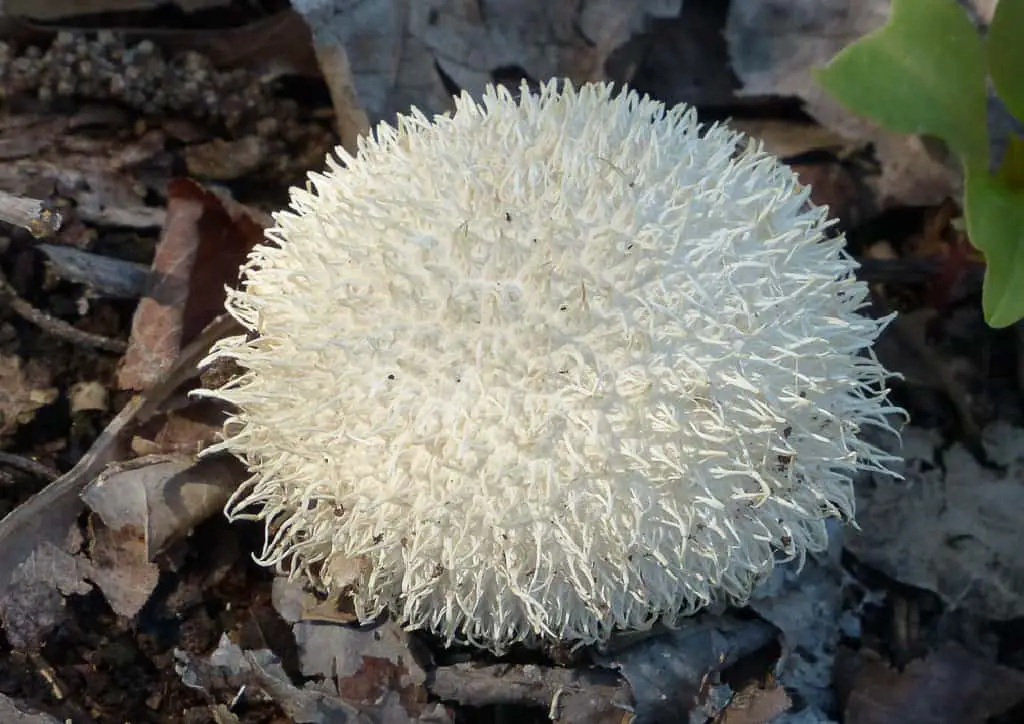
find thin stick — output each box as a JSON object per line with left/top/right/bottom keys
{"left": 0, "top": 268, "right": 127, "bottom": 353}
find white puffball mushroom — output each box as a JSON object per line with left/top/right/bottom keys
{"left": 200, "top": 80, "right": 901, "bottom": 652}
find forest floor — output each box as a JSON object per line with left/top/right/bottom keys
{"left": 0, "top": 2, "right": 1023, "bottom": 723}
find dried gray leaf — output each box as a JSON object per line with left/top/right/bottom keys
{"left": 849, "top": 424, "right": 1024, "bottom": 620}
{"left": 749, "top": 551, "right": 845, "bottom": 715}
{"left": 594, "top": 617, "right": 777, "bottom": 723}
{"left": 293, "top": 0, "right": 680, "bottom": 124}
{"left": 175, "top": 633, "right": 368, "bottom": 724}
{"left": 723, "top": 0, "right": 960, "bottom": 212}
{"left": 0, "top": 525, "right": 93, "bottom": 649}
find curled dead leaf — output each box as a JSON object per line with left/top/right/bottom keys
{"left": 81, "top": 452, "right": 244, "bottom": 561}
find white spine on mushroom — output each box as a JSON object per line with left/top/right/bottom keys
{"left": 199, "top": 80, "right": 900, "bottom": 652}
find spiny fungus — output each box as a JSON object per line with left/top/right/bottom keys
{"left": 200, "top": 80, "right": 901, "bottom": 652}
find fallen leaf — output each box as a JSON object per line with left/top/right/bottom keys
{"left": 294, "top": 0, "right": 681, "bottom": 125}
{"left": 85, "top": 516, "right": 160, "bottom": 618}
{"left": 118, "top": 179, "right": 265, "bottom": 391}
{"left": 147, "top": 398, "right": 226, "bottom": 455}
{"left": 842, "top": 644, "right": 1024, "bottom": 724}
{"left": 594, "top": 617, "right": 778, "bottom": 723}
{"left": 848, "top": 423, "right": 1024, "bottom": 620}
{"left": 116, "top": 186, "right": 204, "bottom": 391}
{"left": 724, "top": 0, "right": 961, "bottom": 213}
{"left": 0, "top": 524, "right": 92, "bottom": 649}
{"left": 304, "top": 620, "right": 428, "bottom": 713}
{"left": 749, "top": 553, "right": 844, "bottom": 714}
{"left": 81, "top": 453, "right": 243, "bottom": 561}
{"left": 175, "top": 633, "right": 369, "bottom": 724}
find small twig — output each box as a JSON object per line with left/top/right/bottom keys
{"left": 0, "top": 451, "right": 59, "bottom": 482}
{"left": 0, "top": 190, "right": 63, "bottom": 238}
{"left": 0, "top": 267, "right": 127, "bottom": 354}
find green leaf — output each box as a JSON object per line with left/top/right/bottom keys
{"left": 988, "top": 0, "right": 1024, "bottom": 123}
{"left": 996, "top": 134, "right": 1024, "bottom": 188}
{"left": 964, "top": 167, "right": 1024, "bottom": 327}
{"left": 817, "top": 0, "right": 989, "bottom": 169}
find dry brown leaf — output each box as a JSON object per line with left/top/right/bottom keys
{"left": 147, "top": 399, "right": 226, "bottom": 455}
{"left": 271, "top": 578, "right": 440, "bottom": 720}
{"left": 307, "top": 620, "right": 431, "bottom": 717}
{"left": 118, "top": 179, "right": 266, "bottom": 391}
{"left": 117, "top": 187, "right": 204, "bottom": 390}
{"left": 0, "top": 355, "right": 58, "bottom": 439}
{"left": 81, "top": 453, "right": 243, "bottom": 561}
{"left": 85, "top": 516, "right": 160, "bottom": 618}
{"left": 842, "top": 645, "right": 1024, "bottom": 724}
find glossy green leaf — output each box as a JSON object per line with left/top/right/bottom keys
{"left": 817, "top": 0, "right": 989, "bottom": 169}
{"left": 964, "top": 167, "right": 1024, "bottom": 327}
{"left": 988, "top": 0, "right": 1024, "bottom": 123}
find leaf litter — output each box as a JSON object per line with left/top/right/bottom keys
{"left": 0, "top": 1, "right": 1023, "bottom": 722}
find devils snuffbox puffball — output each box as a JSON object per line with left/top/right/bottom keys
{"left": 200, "top": 81, "right": 901, "bottom": 651}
